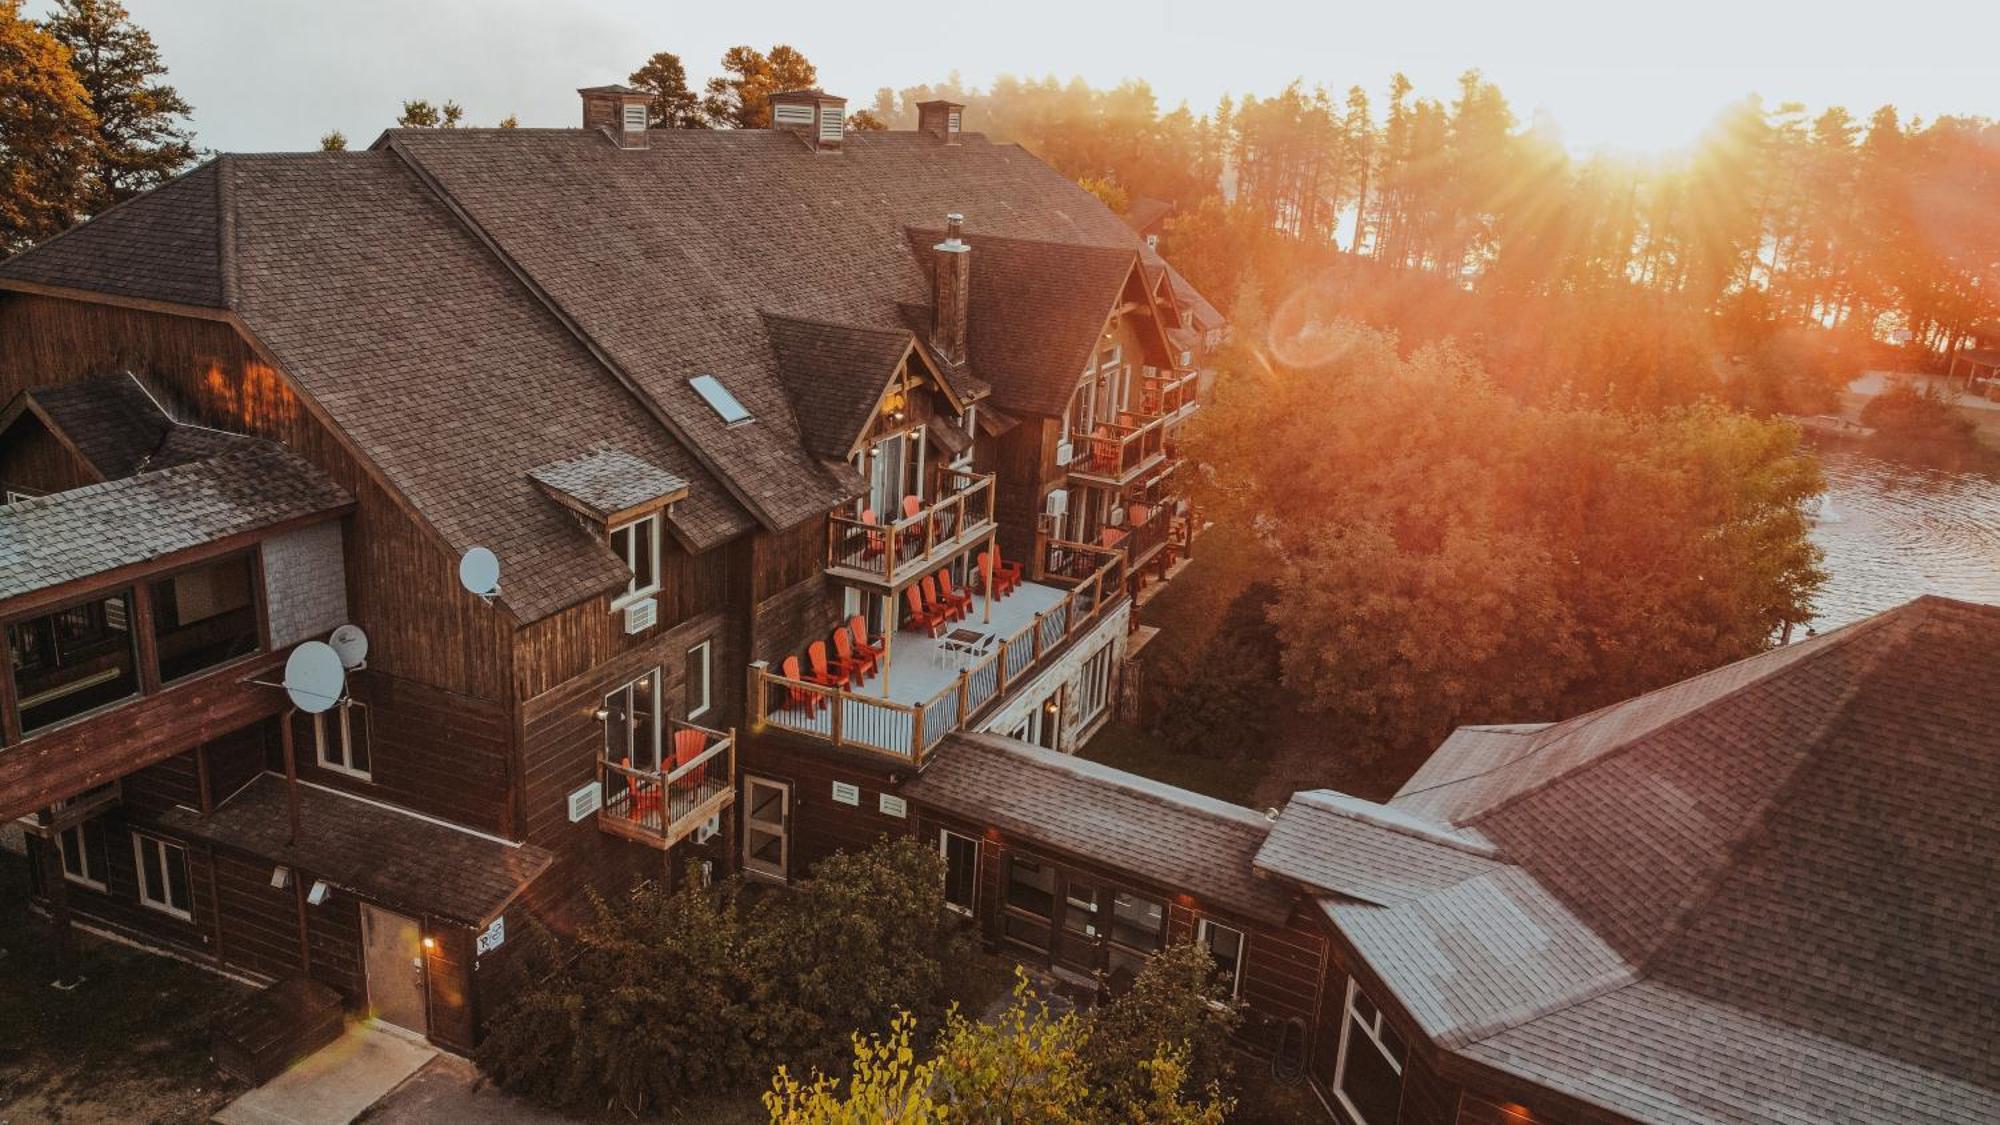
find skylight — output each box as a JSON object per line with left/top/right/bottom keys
{"left": 689, "top": 374, "right": 751, "bottom": 425}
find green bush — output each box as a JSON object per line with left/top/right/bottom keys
{"left": 1146, "top": 583, "right": 1279, "bottom": 757}
{"left": 1860, "top": 380, "right": 1992, "bottom": 469}
{"left": 1083, "top": 941, "right": 1241, "bottom": 1115}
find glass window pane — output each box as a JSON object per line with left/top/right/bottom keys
{"left": 151, "top": 555, "right": 258, "bottom": 682}
{"left": 1062, "top": 879, "right": 1102, "bottom": 938}
{"left": 345, "top": 704, "right": 371, "bottom": 773}
{"left": 632, "top": 672, "right": 659, "bottom": 770}
{"left": 633, "top": 518, "right": 656, "bottom": 589}
{"left": 164, "top": 843, "right": 191, "bottom": 912}
{"left": 1002, "top": 912, "right": 1050, "bottom": 953}
{"left": 59, "top": 826, "right": 84, "bottom": 878}
{"left": 1110, "top": 892, "right": 1165, "bottom": 951}
{"left": 138, "top": 838, "right": 164, "bottom": 902}
{"left": 942, "top": 833, "right": 977, "bottom": 912}
{"left": 1350, "top": 984, "right": 1379, "bottom": 1029}
{"left": 10, "top": 593, "right": 139, "bottom": 733}
{"left": 1339, "top": 1027, "right": 1404, "bottom": 1125}
{"left": 1006, "top": 857, "right": 1056, "bottom": 919}
{"left": 685, "top": 643, "right": 710, "bottom": 716}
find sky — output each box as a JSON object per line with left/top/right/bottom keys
{"left": 39, "top": 0, "right": 2000, "bottom": 157}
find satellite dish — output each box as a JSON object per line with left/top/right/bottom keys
{"left": 328, "top": 624, "right": 369, "bottom": 670}
{"left": 283, "top": 641, "right": 347, "bottom": 714}
{"left": 458, "top": 546, "right": 500, "bottom": 598}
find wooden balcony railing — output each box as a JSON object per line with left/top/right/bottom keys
{"left": 750, "top": 538, "right": 1127, "bottom": 765}
{"left": 1140, "top": 370, "right": 1200, "bottom": 421}
{"left": 596, "top": 720, "right": 735, "bottom": 850}
{"left": 1068, "top": 416, "right": 1169, "bottom": 483}
{"left": 826, "top": 467, "right": 997, "bottom": 586}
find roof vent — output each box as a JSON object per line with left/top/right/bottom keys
{"left": 769, "top": 89, "right": 846, "bottom": 153}
{"left": 916, "top": 99, "right": 964, "bottom": 144}
{"left": 579, "top": 84, "right": 654, "bottom": 150}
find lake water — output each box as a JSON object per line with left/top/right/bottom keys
{"left": 1807, "top": 449, "right": 2000, "bottom": 630}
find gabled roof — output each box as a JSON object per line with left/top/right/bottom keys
{"left": 762, "top": 314, "right": 919, "bottom": 460}
{"left": 0, "top": 162, "right": 224, "bottom": 309}
{"left": 1286, "top": 598, "right": 2000, "bottom": 1124}
{"left": 2, "top": 371, "right": 260, "bottom": 481}
{"left": 529, "top": 448, "right": 688, "bottom": 522}
{"left": 905, "top": 733, "right": 1295, "bottom": 925}
{"left": 0, "top": 443, "right": 351, "bottom": 601}
{"left": 1122, "top": 197, "right": 1174, "bottom": 235}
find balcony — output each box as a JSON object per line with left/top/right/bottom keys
{"left": 1066, "top": 416, "right": 1169, "bottom": 487}
{"left": 596, "top": 720, "right": 736, "bottom": 849}
{"left": 1142, "top": 370, "right": 1200, "bottom": 423}
{"left": 826, "top": 468, "right": 997, "bottom": 588}
{"left": 752, "top": 540, "right": 1128, "bottom": 765}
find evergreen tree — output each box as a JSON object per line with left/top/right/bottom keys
{"left": 39, "top": 0, "right": 193, "bottom": 209}
{"left": 628, "top": 50, "right": 705, "bottom": 128}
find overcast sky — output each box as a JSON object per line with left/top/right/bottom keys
{"left": 38, "top": 0, "right": 2000, "bottom": 157}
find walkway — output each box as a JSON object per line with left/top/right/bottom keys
{"left": 214, "top": 1020, "right": 433, "bottom": 1125}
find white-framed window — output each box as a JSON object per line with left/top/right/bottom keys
{"left": 1333, "top": 978, "right": 1407, "bottom": 1125}
{"left": 1078, "top": 643, "right": 1115, "bottom": 727}
{"left": 299, "top": 701, "right": 372, "bottom": 779}
{"left": 609, "top": 513, "right": 661, "bottom": 604}
{"left": 132, "top": 833, "right": 192, "bottom": 920}
{"left": 684, "top": 640, "right": 712, "bottom": 720}
{"left": 604, "top": 668, "right": 662, "bottom": 771}
{"left": 938, "top": 829, "right": 979, "bottom": 916}
{"left": 1197, "top": 918, "right": 1245, "bottom": 1000}
{"left": 54, "top": 818, "right": 107, "bottom": 890}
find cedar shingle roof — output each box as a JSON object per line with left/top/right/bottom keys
{"left": 904, "top": 733, "right": 1294, "bottom": 925}
{"left": 762, "top": 314, "right": 914, "bottom": 460}
{"left": 160, "top": 774, "right": 553, "bottom": 926}
{"left": 0, "top": 443, "right": 350, "bottom": 600}
{"left": 1290, "top": 598, "right": 2000, "bottom": 1124}
{"left": 0, "top": 162, "right": 224, "bottom": 308}
{"left": 529, "top": 448, "right": 689, "bottom": 520}
{"left": 1254, "top": 790, "right": 1499, "bottom": 907}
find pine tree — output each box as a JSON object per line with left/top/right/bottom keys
{"left": 39, "top": 0, "right": 193, "bottom": 210}
{"left": 628, "top": 50, "right": 705, "bottom": 128}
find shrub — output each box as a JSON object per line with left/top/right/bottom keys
{"left": 1146, "top": 583, "right": 1278, "bottom": 757}
{"left": 1083, "top": 941, "right": 1241, "bottom": 1115}
{"left": 1860, "top": 380, "right": 1992, "bottom": 468}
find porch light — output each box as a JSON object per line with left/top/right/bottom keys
{"left": 593, "top": 707, "right": 611, "bottom": 722}
{"left": 270, "top": 865, "right": 291, "bottom": 890}
{"left": 421, "top": 936, "right": 437, "bottom": 952}
{"left": 307, "top": 879, "right": 331, "bottom": 905}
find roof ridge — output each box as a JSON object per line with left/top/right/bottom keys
{"left": 216, "top": 155, "right": 239, "bottom": 310}
{"left": 907, "top": 224, "right": 1140, "bottom": 258}
{"left": 952, "top": 733, "right": 1273, "bottom": 830}
{"left": 1463, "top": 611, "right": 1907, "bottom": 826}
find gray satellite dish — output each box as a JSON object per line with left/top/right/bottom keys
{"left": 458, "top": 546, "right": 500, "bottom": 599}
{"left": 283, "top": 641, "right": 347, "bottom": 714}
{"left": 328, "top": 624, "right": 369, "bottom": 670}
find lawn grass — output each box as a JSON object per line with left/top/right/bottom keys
{"left": 0, "top": 843, "right": 251, "bottom": 1124}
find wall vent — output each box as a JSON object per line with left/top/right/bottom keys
{"left": 567, "top": 782, "right": 602, "bottom": 823}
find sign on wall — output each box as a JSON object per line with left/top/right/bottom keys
{"left": 477, "top": 915, "right": 506, "bottom": 955}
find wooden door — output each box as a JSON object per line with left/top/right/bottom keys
{"left": 742, "top": 776, "right": 790, "bottom": 881}
{"left": 360, "top": 903, "right": 428, "bottom": 1035}
{"left": 1054, "top": 874, "right": 1105, "bottom": 976}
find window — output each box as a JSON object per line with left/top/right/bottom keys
{"left": 609, "top": 514, "right": 661, "bottom": 604}
{"left": 604, "top": 669, "right": 662, "bottom": 771}
{"left": 299, "top": 701, "right": 372, "bottom": 779}
{"left": 55, "top": 818, "right": 107, "bottom": 890}
{"left": 1002, "top": 855, "right": 1057, "bottom": 952}
{"left": 939, "top": 829, "right": 978, "bottom": 916}
{"left": 684, "top": 640, "right": 712, "bottom": 720}
{"left": 689, "top": 374, "right": 752, "bottom": 425}
{"left": 150, "top": 553, "right": 259, "bottom": 683}
{"left": 133, "top": 833, "right": 192, "bottom": 920}
{"left": 1334, "top": 979, "right": 1406, "bottom": 1125}
{"left": 1197, "top": 919, "right": 1246, "bottom": 1000}
{"left": 1078, "top": 643, "right": 1115, "bottom": 728}
{"left": 1105, "top": 890, "right": 1166, "bottom": 987}
{"left": 8, "top": 592, "right": 140, "bottom": 734}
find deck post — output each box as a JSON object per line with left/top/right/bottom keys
{"left": 912, "top": 702, "right": 926, "bottom": 763}
{"left": 957, "top": 668, "right": 970, "bottom": 720}
{"left": 38, "top": 837, "right": 80, "bottom": 987}
{"left": 831, "top": 686, "right": 845, "bottom": 747}
{"left": 748, "top": 660, "right": 769, "bottom": 730}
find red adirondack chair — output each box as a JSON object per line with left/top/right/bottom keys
{"left": 905, "top": 583, "right": 948, "bottom": 637}
{"left": 979, "top": 550, "right": 1022, "bottom": 599}
{"left": 848, "top": 615, "right": 884, "bottom": 675}
{"left": 899, "top": 494, "right": 927, "bottom": 555}
{"left": 671, "top": 728, "right": 708, "bottom": 794}
{"left": 780, "top": 655, "right": 824, "bottom": 716}
{"left": 922, "top": 573, "right": 965, "bottom": 624}
{"left": 859, "top": 508, "right": 885, "bottom": 560}
{"left": 937, "top": 568, "right": 974, "bottom": 617}
{"left": 831, "top": 626, "right": 870, "bottom": 683}
{"left": 621, "top": 759, "right": 661, "bottom": 821}
{"left": 804, "top": 640, "right": 850, "bottom": 689}
{"left": 1090, "top": 425, "right": 1120, "bottom": 474}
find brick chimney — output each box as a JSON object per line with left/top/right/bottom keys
{"left": 932, "top": 214, "right": 971, "bottom": 367}
{"left": 768, "top": 89, "right": 846, "bottom": 152}
{"left": 916, "top": 99, "right": 964, "bottom": 144}
{"left": 579, "top": 85, "right": 655, "bottom": 149}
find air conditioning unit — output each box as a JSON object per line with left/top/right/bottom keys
{"left": 1056, "top": 440, "right": 1074, "bottom": 466}
{"left": 1108, "top": 505, "right": 1126, "bottom": 527}
{"left": 696, "top": 815, "right": 721, "bottom": 844}
{"left": 1045, "top": 489, "right": 1069, "bottom": 519}
{"left": 567, "top": 782, "right": 602, "bottom": 823}
{"left": 623, "top": 596, "right": 659, "bottom": 634}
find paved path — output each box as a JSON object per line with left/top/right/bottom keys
{"left": 355, "top": 1053, "right": 572, "bottom": 1124}
{"left": 213, "top": 1021, "right": 434, "bottom": 1125}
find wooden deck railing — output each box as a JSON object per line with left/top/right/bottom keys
{"left": 751, "top": 538, "right": 1127, "bottom": 765}
{"left": 826, "top": 467, "right": 997, "bottom": 585}
{"left": 1068, "top": 416, "right": 1169, "bottom": 481}
{"left": 1141, "top": 370, "right": 1200, "bottom": 420}
{"left": 596, "top": 720, "right": 735, "bottom": 850}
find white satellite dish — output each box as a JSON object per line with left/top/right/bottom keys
{"left": 458, "top": 546, "right": 500, "bottom": 599}
{"left": 328, "top": 624, "right": 370, "bottom": 670}
{"left": 283, "top": 641, "right": 347, "bottom": 714}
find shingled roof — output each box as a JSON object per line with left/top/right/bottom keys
{"left": 529, "top": 448, "right": 689, "bottom": 521}
{"left": 763, "top": 314, "right": 919, "bottom": 460}
{"left": 905, "top": 733, "right": 1295, "bottom": 925}
{"left": 1282, "top": 597, "right": 2000, "bottom": 1124}
{"left": 0, "top": 443, "right": 351, "bottom": 601}
{"left": 1, "top": 372, "right": 258, "bottom": 481}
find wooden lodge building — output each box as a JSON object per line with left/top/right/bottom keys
{"left": 4, "top": 83, "right": 1990, "bottom": 1125}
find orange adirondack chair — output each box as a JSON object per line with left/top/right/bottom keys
{"left": 899, "top": 494, "right": 927, "bottom": 554}
{"left": 848, "top": 615, "right": 884, "bottom": 674}
{"left": 979, "top": 550, "right": 1022, "bottom": 599}
{"left": 937, "top": 569, "right": 974, "bottom": 617}
{"left": 905, "top": 583, "right": 948, "bottom": 637}
{"left": 621, "top": 759, "right": 661, "bottom": 821}
{"left": 859, "top": 508, "right": 885, "bottom": 560}
{"left": 804, "top": 640, "right": 850, "bottom": 689}
{"left": 831, "top": 626, "right": 871, "bottom": 683}
{"left": 671, "top": 728, "right": 708, "bottom": 794}
{"left": 780, "top": 655, "right": 824, "bottom": 716}
{"left": 922, "top": 574, "right": 965, "bottom": 624}
{"left": 1090, "top": 425, "right": 1119, "bottom": 474}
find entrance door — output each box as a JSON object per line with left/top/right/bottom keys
{"left": 743, "top": 776, "right": 791, "bottom": 881}
{"left": 360, "top": 903, "right": 428, "bottom": 1034}
{"left": 1054, "top": 876, "right": 1105, "bottom": 976}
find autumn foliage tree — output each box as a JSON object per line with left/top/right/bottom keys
{"left": 0, "top": 0, "right": 98, "bottom": 254}
{"left": 702, "top": 44, "right": 818, "bottom": 129}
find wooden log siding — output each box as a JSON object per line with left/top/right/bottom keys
{"left": 736, "top": 732, "right": 915, "bottom": 880}
{"left": 28, "top": 816, "right": 220, "bottom": 960}
{"left": 0, "top": 294, "right": 512, "bottom": 702}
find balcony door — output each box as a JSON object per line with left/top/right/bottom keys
{"left": 862, "top": 427, "right": 927, "bottom": 520}
{"left": 742, "top": 776, "right": 790, "bottom": 881}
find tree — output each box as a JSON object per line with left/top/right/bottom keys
{"left": 1083, "top": 942, "right": 1240, "bottom": 1115}
{"left": 701, "top": 44, "right": 817, "bottom": 129}
{"left": 846, "top": 108, "right": 887, "bottom": 132}
{"left": 0, "top": 0, "right": 97, "bottom": 255}
{"left": 628, "top": 50, "right": 705, "bottom": 128}
{"left": 318, "top": 130, "right": 346, "bottom": 152}
{"left": 396, "top": 99, "right": 462, "bottom": 128}
{"left": 497, "top": 114, "right": 517, "bottom": 129}
{"left": 38, "top": 0, "right": 193, "bottom": 209}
